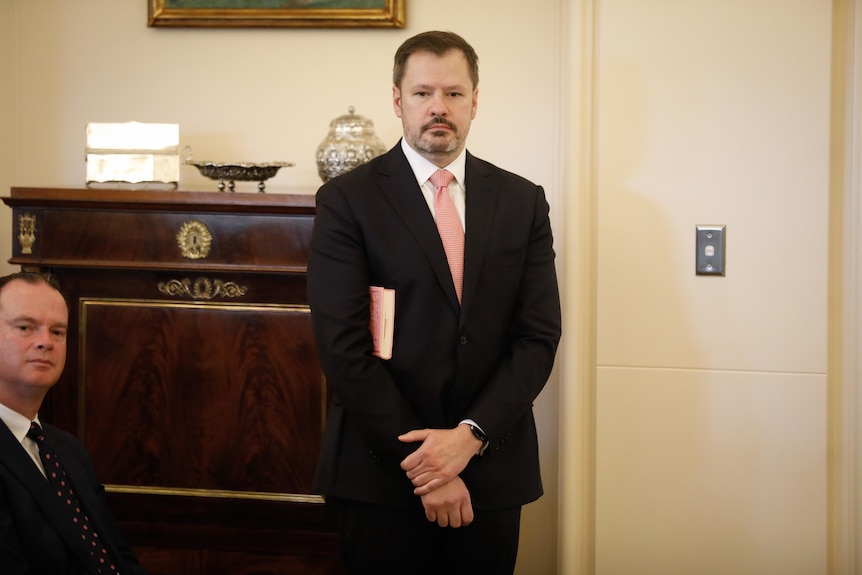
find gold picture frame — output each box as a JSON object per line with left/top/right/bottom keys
{"left": 147, "top": 0, "right": 405, "bottom": 29}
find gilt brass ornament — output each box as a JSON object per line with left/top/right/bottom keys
{"left": 177, "top": 220, "right": 212, "bottom": 260}
{"left": 17, "top": 214, "right": 37, "bottom": 255}
{"left": 157, "top": 277, "right": 248, "bottom": 300}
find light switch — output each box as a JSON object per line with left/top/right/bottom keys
{"left": 696, "top": 225, "right": 726, "bottom": 276}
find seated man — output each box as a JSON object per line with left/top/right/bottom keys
{"left": 0, "top": 271, "right": 149, "bottom": 574}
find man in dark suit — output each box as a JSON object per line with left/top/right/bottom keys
{"left": 0, "top": 272, "right": 149, "bottom": 575}
{"left": 307, "top": 30, "right": 562, "bottom": 574}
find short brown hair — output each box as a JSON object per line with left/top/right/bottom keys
{"left": 0, "top": 271, "right": 67, "bottom": 308}
{"left": 393, "top": 31, "right": 479, "bottom": 90}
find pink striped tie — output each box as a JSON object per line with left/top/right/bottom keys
{"left": 430, "top": 169, "right": 464, "bottom": 303}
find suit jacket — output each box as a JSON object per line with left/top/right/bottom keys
{"left": 0, "top": 420, "right": 148, "bottom": 575}
{"left": 308, "top": 142, "right": 562, "bottom": 510}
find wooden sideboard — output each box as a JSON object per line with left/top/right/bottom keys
{"left": 3, "top": 187, "right": 345, "bottom": 575}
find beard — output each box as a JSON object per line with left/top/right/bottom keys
{"left": 405, "top": 117, "right": 466, "bottom": 159}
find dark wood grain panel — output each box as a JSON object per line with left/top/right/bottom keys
{"left": 6, "top": 187, "right": 316, "bottom": 214}
{"left": 200, "top": 550, "right": 345, "bottom": 575}
{"left": 2, "top": 188, "right": 343, "bottom": 574}
{"left": 81, "top": 300, "right": 323, "bottom": 495}
{"left": 110, "top": 493, "right": 344, "bottom": 574}
{"left": 38, "top": 210, "right": 313, "bottom": 270}
{"left": 133, "top": 548, "right": 200, "bottom": 575}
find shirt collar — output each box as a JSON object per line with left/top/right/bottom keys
{"left": 400, "top": 138, "right": 467, "bottom": 189}
{"left": 0, "top": 402, "right": 40, "bottom": 443}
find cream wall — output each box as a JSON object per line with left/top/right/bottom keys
{"left": 592, "top": 1, "right": 830, "bottom": 574}
{"left": 1, "top": 1, "right": 14, "bottom": 272}
{"left": 1, "top": 1, "right": 845, "bottom": 574}
{"left": 5, "top": 2, "right": 563, "bottom": 194}
{"left": 1, "top": 2, "right": 564, "bottom": 574}
{"left": 830, "top": 3, "right": 862, "bottom": 574}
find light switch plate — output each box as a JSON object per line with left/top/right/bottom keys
{"left": 696, "top": 225, "right": 726, "bottom": 276}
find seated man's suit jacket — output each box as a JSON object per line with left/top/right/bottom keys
{"left": 308, "top": 142, "right": 562, "bottom": 511}
{"left": 0, "top": 420, "right": 148, "bottom": 575}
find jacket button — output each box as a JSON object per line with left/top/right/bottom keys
{"left": 496, "top": 433, "right": 510, "bottom": 451}
{"left": 459, "top": 335, "right": 468, "bottom": 345}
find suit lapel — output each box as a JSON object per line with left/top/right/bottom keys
{"left": 377, "top": 145, "right": 462, "bottom": 310}
{"left": 461, "top": 152, "right": 495, "bottom": 319}
{"left": 0, "top": 422, "right": 100, "bottom": 572}
{"left": 0, "top": 420, "right": 54, "bottom": 497}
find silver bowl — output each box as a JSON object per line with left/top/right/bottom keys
{"left": 185, "top": 161, "right": 294, "bottom": 192}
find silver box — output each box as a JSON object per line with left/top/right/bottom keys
{"left": 85, "top": 122, "right": 179, "bottom": 187}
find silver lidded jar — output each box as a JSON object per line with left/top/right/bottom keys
{"left": 316, "top": 107, "right": 387, "bottom": 182}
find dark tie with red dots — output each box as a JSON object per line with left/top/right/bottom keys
{"left": 27, "top": 422, "right": 118, "bottom": 574}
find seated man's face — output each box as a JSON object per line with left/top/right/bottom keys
{"left": 0, "top": 279, "right": 68, "bottom": 398}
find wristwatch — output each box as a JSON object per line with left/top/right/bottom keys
{"left": 469, "top": 424, "right": 489, "bottom": 456}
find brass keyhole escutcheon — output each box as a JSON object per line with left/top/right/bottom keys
{"left": 177, "top": 220, "right": 212, "bottom": 260}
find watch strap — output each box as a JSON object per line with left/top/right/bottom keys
{"left": 469, "top": 424, "right": 489, "bottom": 456}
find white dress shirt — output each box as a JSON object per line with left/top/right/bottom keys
{"left": 0, "top": 402, "right": 47, "bottom": 477}
{"left": 400, "top": 138, "right": 467, "bottom": 231}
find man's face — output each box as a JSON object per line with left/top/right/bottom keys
{"left": 0, "top": 280, "right": 68, "bottom": 400}
{"left": 393, "top": 49, "right": 478, "bottom": 166}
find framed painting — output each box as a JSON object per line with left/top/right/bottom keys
{"left": 147, "top": 0, "right": 405, "bottom": 28}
